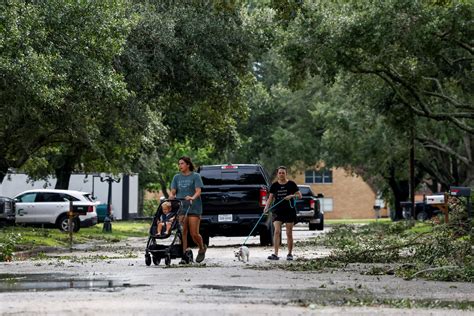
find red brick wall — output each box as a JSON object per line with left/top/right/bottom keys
{"left": 293, "top": 168, "right": 378, "bottom": 219}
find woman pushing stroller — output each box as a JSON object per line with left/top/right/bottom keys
{"left": 169, "top": 156, "right": 207, "bottom": 263}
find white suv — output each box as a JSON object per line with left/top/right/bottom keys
{"left": 14, "top": 189, "right": 98, "bottom": 232}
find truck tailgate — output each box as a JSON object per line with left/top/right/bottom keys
{"left": 201, "top": 185, "right": 265, "bottom": 215}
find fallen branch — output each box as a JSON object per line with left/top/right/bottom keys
{"left": 407, "top": 265, "right": 459, "bottom": 280}
{"left": 344, "top": 231, "right": 430, "bottom": 258}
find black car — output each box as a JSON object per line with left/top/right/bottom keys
{"left": 401, "top": 201, "right": 441, "bottom": 221}
{"left": 295, "top": 185, "right": 324, "bottom": 230}
{"left": 0, "top": 196, "right": 15, "bottom": 227}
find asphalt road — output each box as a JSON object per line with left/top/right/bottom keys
{"left": 0, "top": 224, "right": 473, "bottom": 315}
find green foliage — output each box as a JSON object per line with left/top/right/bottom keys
{"left": 238, "top": 0, "right": 474, "bottom": 209}
{"left": 140, "top": 140, "right": 216, "bottom": 196}
{"left": 295, "top": 197, "right": 472, "bottom": 281}
{"left": 0, "top": 231, "right": 21, "bottom": 261}
{"left": 118, "top": 1, "right": 253, "bottom": 150}
{"left": 0, "top": 222, "right": 150, "bottom": 261}
{"left": 0, "top": 0, "right": 148, "bottom": 182}
{"left": 143, "top": 198, "right": 160, "bottom": 217}
{"left": 2, "top": 0, "right": 259, "bottom": 190}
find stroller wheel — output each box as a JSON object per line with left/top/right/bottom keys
{"left": 145, "top": 254, "right": 151, "bottom": 266}
{"left": 164, "top": 255, "right": 171, "bottom": 266}
{"left": 185, "top": 249, "right": 194, "bottom": 263}
{"left": 152, "top": 256, "right": 161, "bottom": 265}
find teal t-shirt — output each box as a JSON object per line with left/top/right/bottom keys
{"left": 171, "top": 172, "right": 204, "bottom": 215}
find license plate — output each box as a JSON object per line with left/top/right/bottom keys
{"left": 218, "top": 214, "right": 233, "bottom": 222}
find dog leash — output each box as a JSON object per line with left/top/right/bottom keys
{"left": 241, "top": 197, "right": 290, "bottom": 246}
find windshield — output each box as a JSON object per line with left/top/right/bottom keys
{"left": 82, "top": 193, "right": 95, "bottom": 202}
{"left": 298, "top": 186, "right": 314, "bottom": 196}
{"left": 200, "top": 167, "right": 267, "bottom": 186}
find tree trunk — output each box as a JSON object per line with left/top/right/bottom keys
{"left": 137, "top": 187, "right": 144, "bottom": 217}
{"left": 159, "top": 177, "right": 169, "bottom": 199}
{"left": 54, "top": 155, "right": 76, "bottom": 189}
{"left": 55, "top": 168, "right": 72, "bottom": 189}
{"left": 387, "top": 167, "right": 410, "bottom": 221}
{"left": 452, "top": 157, "right": 460, "bottom": 186}
{"left": 0, "top": 158, "right": 9, "bottom": 185}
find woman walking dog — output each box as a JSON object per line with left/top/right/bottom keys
{"left": 264, "top": 166, "right": 301, "bottom": 261}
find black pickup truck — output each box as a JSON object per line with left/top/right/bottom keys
{"left": 197, "top": 164, "right": 274, "bottom": 246}
{"left": 295, "top": 185, "right": 324, "bottom": 230}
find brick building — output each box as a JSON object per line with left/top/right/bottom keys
{"left": 292, "top": 167, "right": 386, "bottom": 219}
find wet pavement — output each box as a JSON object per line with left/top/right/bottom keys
{"left": 0, "top": 224, "right": 473, "bottom": 315}
{"left": 0, "top": 273, "right": 145, "bottom": 292}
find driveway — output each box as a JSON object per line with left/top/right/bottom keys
{"left": 0, "top": 224, "right": 472, "bottom": 315}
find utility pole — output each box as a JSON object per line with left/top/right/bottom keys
{"left": 100, "top": 175, "right": 121, "bottom": 233}
{"left": 410, "top": 123, "right": 416, "bottom": 220}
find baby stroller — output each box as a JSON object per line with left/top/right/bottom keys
{"left": 145, "top": 199, "right": 193, "bottom": 266}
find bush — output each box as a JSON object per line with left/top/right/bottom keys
{"left": 143, "top": 199, "right": 160, "bottom": 217}
{"left": 305, "top": 196, "right": 473, "bottom": 281}
{"left": 0, "top": 231, "right": 21, "bottom": 262}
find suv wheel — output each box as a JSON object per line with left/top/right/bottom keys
{"left": 57, "top": 215, "right": 80, "bottom": 232}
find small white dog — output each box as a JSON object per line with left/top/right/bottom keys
{"left": 235, "top": 245, "right": 249, "bottom": 262}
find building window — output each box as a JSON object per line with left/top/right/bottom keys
{"left": 320, "top": 198, "right": 333, "bottom": 212}
{"left": 305, "top": 169, "right": 333, "bottom": 184}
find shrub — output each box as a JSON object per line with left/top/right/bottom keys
{"left": 0, "top": 231, "right": 21, "bottom": 262}
{"left": 143, "top": 199, "right": 160, "bottom": 217}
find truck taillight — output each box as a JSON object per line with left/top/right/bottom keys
{"left": 259, "top": 188, "right": 267, "bottom": 207}
{"left": 87, "top": 205, "right": 94, "bottom": 213}
{"left": 310, "top": 199, "right": 315, "bottom": 210}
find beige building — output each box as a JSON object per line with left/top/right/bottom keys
{"left": 293, "top": 168, "right": 385, "bottom": 219}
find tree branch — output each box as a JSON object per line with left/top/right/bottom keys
{"left": 417, "top": 136, "right": 471, "bottom": 166}
{"left": 349, "top": 66, "right": 474, "bottom": 133}
{"left": 407, "top": 265, "right": 459, "bottom": 280}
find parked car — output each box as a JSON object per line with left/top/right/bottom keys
{"left": 13, "top": 189, "right": 98, "bottom": 232}
{"left": 295, "top": 185, "right": 324, "bottom": 230}
{"left": 0, "top": 196, "right": 15, "bottom": 227}
{"left": 401, "top": 201, "right": 441, "bottom": 221}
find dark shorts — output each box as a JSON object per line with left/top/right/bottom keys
{"left": 272, "top": 211, "right": 297, "bottom": 223}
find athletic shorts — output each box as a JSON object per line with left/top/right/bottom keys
{"left": 272, "top": 210, "right": 296, "bottom": 223}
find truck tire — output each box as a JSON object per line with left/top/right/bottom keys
{"left": 316, "top": 216, "right": 324, "bottom": 230}
{"left": 416, "top": 211, "right": 429, "bottom": 221}
{"left": 309, "top": 215, "right": 324, "bottom": 231}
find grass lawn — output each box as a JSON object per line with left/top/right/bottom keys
{"left": 0, "top": 221, "right": 151, "bottom": 250}
{"left": 326, "top": 218, "right": 392, "bottom": 224}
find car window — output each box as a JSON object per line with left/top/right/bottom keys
{"left": 17, "top": 193, "right": 37, "bottom": 203}
{"left": 200, "top": 168, "right": 267, "bottom": 185}
{"left": 36, "top": 193, "right": 65, "bottom": 202}
{"left": 298, "top": 186, "right": 314, "bottom": 196}
{"left": 82, "top": 193, "right": 94, "bottom": 202}
{"left": 61, "top": 194, "right": 80, "bottom": 202}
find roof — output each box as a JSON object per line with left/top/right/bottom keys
{"left": 14, "top": 189, "right": 89, "bottom": 196}
{"left": 199, "top": 164, "right": 262, "bottom": 168}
